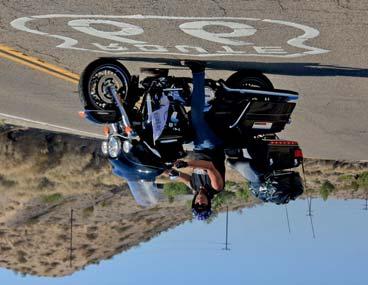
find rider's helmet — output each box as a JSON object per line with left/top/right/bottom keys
{"left": 250, "top": 171, "right": 304, "bottom": 204}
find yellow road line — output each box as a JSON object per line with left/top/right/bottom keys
{"left": 0, "top": 44, "right": 79, "bottom": 84}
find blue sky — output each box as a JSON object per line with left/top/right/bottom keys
{"left": 1, "top": 198, "right": 367, "bottom": 285}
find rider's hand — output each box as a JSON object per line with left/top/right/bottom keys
{"left": 174, "top": 160, "right": 188, "bottom": 169}
{"left": 168, "top": 169, "right": 179, "bottom": 180}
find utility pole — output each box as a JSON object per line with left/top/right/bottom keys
{"left": 223, "top": 206, "right": 230, "bottom": 251}
{"left": 307, "top": 196, "right": 316, "bottom": 239}
{"left": 285, "top": 205, "right": 291, "bottom": 234}
{"left": 363, "top": 194, "right": 368, "bottom": 211}
{"left": 69, "top": 208, "right": 74, "bottom": 268}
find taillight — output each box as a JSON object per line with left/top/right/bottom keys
{"left": 270, "top": 140, "right": 298, "bottom": 145}
{"left": 294, "top": 149, "right": 303, "bottom": 158}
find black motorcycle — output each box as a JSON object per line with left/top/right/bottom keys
{"left": 78, "top": 58, "right": 303, "bottom": 205}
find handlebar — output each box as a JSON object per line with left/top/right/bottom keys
{"left": 107, "top": 85, "right": 139, "bottom": 140}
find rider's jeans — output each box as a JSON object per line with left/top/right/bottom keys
{"left": 191, "top": 71, "right": 222, "bottom": 150}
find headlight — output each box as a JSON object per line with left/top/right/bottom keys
{"left": 108, "top": 136, "right": 121, "bottom": 158}
{"left": 101, "top": 141, "right": 108, "bottom": 156}
{"left": 123, "top": 140, "right": 132, "bottom": 153}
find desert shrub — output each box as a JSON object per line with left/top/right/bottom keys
{"left": 101, "top": 200, "right": 112, "bottom": 207}
{"left": 185, "top": 200, "right": 192, "bottom": 210}
{"left": 0, "top": 175, "right": 17, "bottom": 188}
{"left": 41, "top": 193, "right": 63, "bottom": 203}
{"left": 357, "top": 172, "right": 368, "bottom": 191}
{"left": 17, "top": 250, "right": 27, "bottom": 264}
{"left": 86, "top": 232, "right": 98, "bottom": 240}
{"left": 319, "top": 180, "right": 335, "bottom": 201}
{"left": 115, "top": 225, "right": 132, "bottom": 233}
{"left": 225, "top": 181, "right": 251, "bottom": 203}
{"left": 87, "top": 226, "right": 98, "bottom": 232}
{"left": 167, "top": 196, "right": 174, "bottom": 203}
{"left": 25, "top": 216, "right": 40, "bottom": 225}
{"left": 83, "top": 206, "right": 94, "bottom": 218}
{"left": 337, "top": 174, "right": 354, "bottom": 182}
{"left": 212, "top": 191, "right": 236, "bottom": 210}
{"left": 38, "top": 177, "right": 55, "bottom": 190}
{"left": 88, "top": 259, "right": 100, "bottom": 265}
{"left": 236, "top": 187, "right": 250, "bottom": 203}
{"left": 84, "top": 248, "right": 96, "bottom": 258}
{"left": 351, "top": 180, "right": 359, "bottom": 192}
{"left": 163, "top": 182, "right": 190, "bottom": 200}
{"left": 225, "top": 181, "right": 238, "bottom": 189}
{"left": 57, "top": 234, "right": 68, "bottom": 241}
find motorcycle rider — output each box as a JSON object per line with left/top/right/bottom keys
{"left": 170, "top": 61, "right": 225, "bottom": 220}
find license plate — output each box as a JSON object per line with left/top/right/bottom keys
{"left": 252, "top": 122, "right": 273, "bottom": 129}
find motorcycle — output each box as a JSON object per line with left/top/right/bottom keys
{"left": 78, "top": 58, "right": 303, "bottom": 206}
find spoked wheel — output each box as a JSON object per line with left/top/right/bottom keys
{"left": 79, "top": 58, "right": 131, "bottom": 123}
{"left": 225, "top": 70, "right": 274, "bottom": 90}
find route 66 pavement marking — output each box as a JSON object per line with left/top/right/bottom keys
{"left": 11, "top": 14, "right": 329, "bottom": 58}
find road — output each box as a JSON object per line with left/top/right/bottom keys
{"left": 0, "top": 0, "right": 367, "bottom": 160}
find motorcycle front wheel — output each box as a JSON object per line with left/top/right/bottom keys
{"left": 79, "top": 58, "right": 131, "bottom": 123}
{"left": 225, "top": 70, "right": 274, "bottom": 90}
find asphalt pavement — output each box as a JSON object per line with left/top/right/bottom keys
{"left": 0, "top": 0, "right": 367, "bottom": 160}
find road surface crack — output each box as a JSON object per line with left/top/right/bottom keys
{"left": 336, "top": 0, "right": 351, "bottom": 10}
{"left": 276, "top": 0, "right": 286, "bottom": 11}
{"left": 210, "top": 0, "right": 227, "bottom": 16}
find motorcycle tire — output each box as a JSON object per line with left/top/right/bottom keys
{"left": 225, "top": 70, "right": 274, "bottom": 90}
{"left": 78, "top": 58, "right": 131, "bottom": 123}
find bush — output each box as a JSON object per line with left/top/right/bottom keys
{"left": 0, "top": 175, "right": 17, "bottom": 188}
{"left": 337, "top": 174, "right": 354, "bottom": 182}
{"left": 163, "top": 182, "right": 190, "bottom": 200}
{"left": 212, "top": 191, "right": 236, "bottom": 210}
{"left": 17, "top": 250, "right": 27, "bottom": 264}
{"left": 357, "top": 172, "right": 368, "bottom": 191}
{"left": 351, "top": 180, "right": 359, "bottom": 192}
{"left": 83, "top": 206, "right": 94, "bottom": 218}
{"left": 225, "top": 181, "right": 251, "bottom": 203}
{"left": 38, "top": 177, "right": 55, "bottom": 190}
{"left": 319, "top": 180, "right": 335, "bottom": 201}
{"left": 236, "top": 188, "right": 250, "bottom": 203}
{"left": 225, "top": 181, "right": 238, "bottom": 189}
{"left": 41, "top": 193, "right": 63, "bottom": 203}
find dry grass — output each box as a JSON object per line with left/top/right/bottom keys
{"left": 0, "top": 125, "right": 367, "bottom": 278}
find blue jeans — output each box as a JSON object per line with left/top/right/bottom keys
{"left": 191, "top": 72, "right": 222, "bottom": 150}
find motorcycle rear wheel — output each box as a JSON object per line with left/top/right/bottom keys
{"left": 79, "top": 58, "right": 131, "bottom": 123}
{"left": 225, "top": 70, "right": 274, "bottom": 90}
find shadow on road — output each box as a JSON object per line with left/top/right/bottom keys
{"left": 116, "top": 57, "right": 368, "bottom": 78}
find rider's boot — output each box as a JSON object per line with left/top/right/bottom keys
{"left": 180, "top": 60, "right": 206, "bottom": 73}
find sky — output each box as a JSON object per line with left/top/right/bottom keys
{"left": 1, "top": 198, "right": 367, "bottom": 285}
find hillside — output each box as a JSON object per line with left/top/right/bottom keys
{"left": 0, "top": 124, "right": 367, "bottom": 277}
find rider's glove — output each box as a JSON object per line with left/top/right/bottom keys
{"left": 168, "top": 169, "right": 179, "bottom": 180}
{"left": 174, "top": 160, "right": 188, "bottom": 169}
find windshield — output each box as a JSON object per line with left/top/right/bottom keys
{"left": 127, "top": 180, "right": 164, "bottom": 207}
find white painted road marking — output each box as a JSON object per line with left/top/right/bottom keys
{"left": 11, "top": 15, "right": 329, "bottom": 58}
{"left": 68, "top": 19, "right": 146, "bottom": 44}
{"left": 179, "top": 21, "right": 256, "bottom": 46}
{"left": 0, "top": 112, "right": 104, "bottom": 139}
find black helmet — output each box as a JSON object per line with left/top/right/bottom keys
{"left": 250, "top": 171, "right": 304, "bottom": 204}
